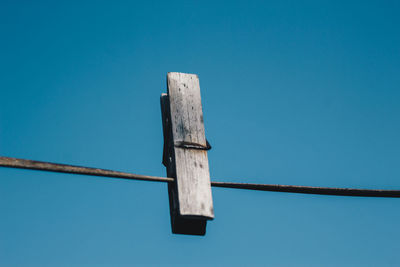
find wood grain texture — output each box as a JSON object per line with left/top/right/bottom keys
{"left": 161, "top": 93, "right": 208, "bottom": 235}
{"left": 166, "top": 72, "right": 214, "bottom": 219}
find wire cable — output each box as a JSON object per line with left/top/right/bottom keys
{"left": 210, "top": 181, "right": 400, "bottom": 197}
{"left": 1, "top": 156, "right": 399, "bottom": 198}
{"left": 0, "top": 156, "right": 173, "bottom": 183}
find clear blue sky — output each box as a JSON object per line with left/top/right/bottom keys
{"left": 1, "top": 0, "right": 399, "bottom": 266}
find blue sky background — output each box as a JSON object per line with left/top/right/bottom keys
{"left": 1, "top": 0, "right": 399, "bottom": 266}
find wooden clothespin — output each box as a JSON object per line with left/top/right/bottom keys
{"left": 160, "top": 72, "right": 214, "bottom": 235}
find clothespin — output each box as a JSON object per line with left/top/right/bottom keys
{"left": 160, "top": 72, "right": 214, "bottom": 235}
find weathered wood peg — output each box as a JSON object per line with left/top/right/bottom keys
{"left": 160, "top": 72, "right": 214, "bottom": 235}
